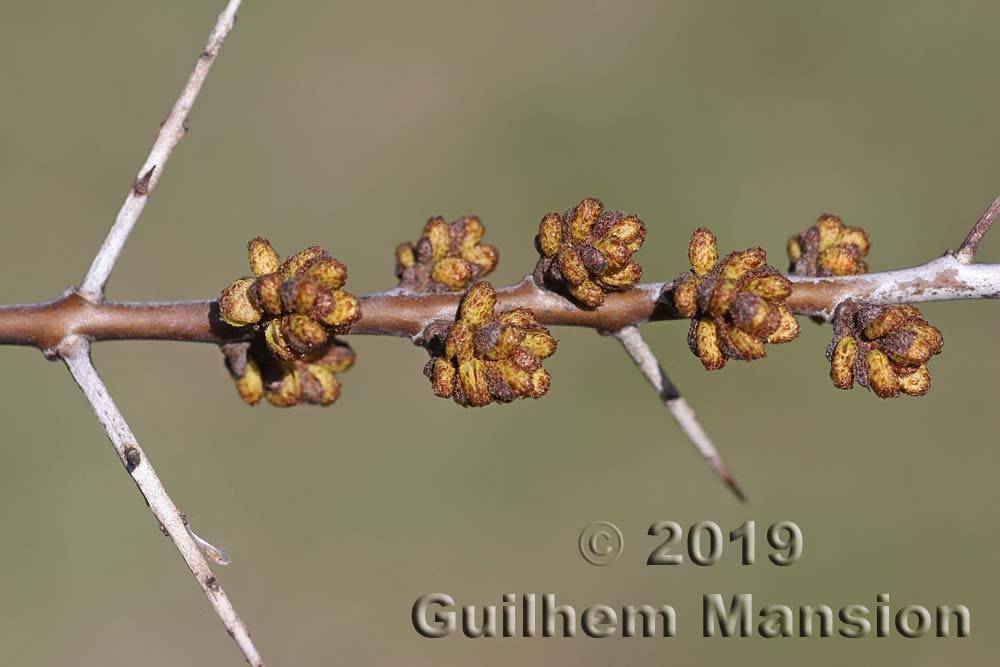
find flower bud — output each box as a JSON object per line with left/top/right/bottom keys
{"left": 219, "top": 278, "right": 262, "bottom": 327}
{"left": 498, "top": 359, "right": 533, "bottom": 396}
{"left": 312, "top": 290, "right": 361, "bottom": 329}
{"left": 607, "top": 215, "right": 646, "bottom": 252}
{"left": 690, "top": 318, "right": 726, "bottom": 370}
{"left": 829, "top": 336, "right": 858, "bottom": 389}
{"left": 767, "top": 305, "right": 800, "bottom": 344}
{"left": 815, "top": 214, "right": 844, "bottom": 250}
{"left": 458, "top": 359, "right": 492, "bottom": 407}
{"left": 521, "top": 330, "right": 557, "bottom": 358}
{"left": 459, "top": 282, "right": 497, "bottom": 325}
{"left": 423, "top": 217, "right": 451, "bottom": 261}
{"left": 698, "top": 278, "right": 737, "bottom": 319}
{"left": 568, "top": 280, "right": 605, "bottom": 307}
{"left": 234, "top": 356, "right": 264, "bottom": 406}
{"left": 304, "top": 257, "right": 348, "bottom": 290}
{"left": 818, "top": 245, "right": 866, "bottom": 276}
{"left": 395, "top": 243, "right": 416, "bottom": 273}
{"left": 866, "top": 349, "right": 900, "bottom": 399}
{"left": 724, "top": 325, "right": 767, "bottom": 360}
{"left": 568, "top": 197, "right": 603, "bottom": 242}
{"left": 280, "top": 246, "right": 328, "bottom": 277}
{"left": 861, "top": 305, "right": 917, "bottom": 340}
{"left": 300, "top": 364, "right": 342, "bottom": 405}
{"left": 898, "top": 365, "right": 931, "bottom": 396}
{"left": 464, "top": 244, "right": 499, "bottom": 274}
{"left": 427, "top": 358, "right": 457, "bottom": 397}
{"left": 264, "top": 364, "right": 302, "bottom": 407}
{"left": 281, "top": 276, "right": 318, "bottom": 315}
{"left": 787, "top": 236, "right": 803, "bottom": 264}
{"left": 528, "top": 368, "right": 551, "bottom": 398}
{"left": 498, "top": 307, "right": 537, "bottom": 328}
{"left": 672, "top": 276, "right": 699, "bottom": 318}
{"left": 431, "top": 257, "right": 474, "bottom": 290}
{"left": 313, "top": 341, "right": 355, "bottom": 373}
{"left": 729, "top": 292, "right": 780, "bottom": 337}
{"left": 744, "top": 273, "right": 792, "bottom": 301}
{"left": 881, "top": 328, "right": 935, "bottom": 365}
{"left": 537, "top": 213, "right": 563, "bottom": 257}
{"left": 688, "top": 228, "right": 718, "bottom": 276}
{"left": 254, "top": 273, "right": 284, "bottom": 315}
{"left": 263, "top": 319, "right": 296, "bottom": 361}
{"left": 281, "top": 314, "right": 328, "bottom": 355}
{"left": 445, "top": 322, "right": 475, "bottom": 363}
{"left": 456, "top": 216, "right": 484, "bottom": 250}
{"left": 248, "top": 237, "right": 280, "bottom": 276}
{"left": 556, "top": 247, "right": 589, "bottom": 286}
{"left": 597, "top": 261, "right": 643, "bottom": 289}
{"left": 720, "top": 247, "right": 767, "bottom": 280}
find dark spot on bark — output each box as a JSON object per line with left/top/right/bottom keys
{"left": 124, "top": 445, "right": 141, "bottom": 473}
{"left": 133, "top": 166, "right": 155, "bottom": 195}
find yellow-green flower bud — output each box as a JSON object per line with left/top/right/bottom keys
{"left": 219, "top": 278, "right": 262, "bottom": 327}
{"left": 458, "top": 359, "right": 492, "bottom": 407}
{"left": 829, "top": 336, "right": 858, "bottom": 390}
{"left": 537, "top": 213, "right": 562, "bottom": 257}
{"left": 431, "top": 257, "right": 474, "bottom": 290}
{"left": 248, "top": 237, "right": 281, "bottom": 276}
{"left": 688, "top": 227, "right": 718, "bottom": 277}
{"left": 459, "top": 282, "right": 497, "bottom": 325}
{"left": 234, "top": 356, "right": 264, "bottom": 406}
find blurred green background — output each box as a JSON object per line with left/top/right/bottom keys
{"left": 1, "top": 1, "right": 998, "bottom": 665}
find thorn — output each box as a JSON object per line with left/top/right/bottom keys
{"left": 611, "top": 325, "right": 750, "bottom": 501}
{"left": 709, "top": 455, "right": 747, "bottom": 503}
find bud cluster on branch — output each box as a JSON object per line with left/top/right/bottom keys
{"left": 219, "top": 239, "right": 359, "bottom": 406}
{"left": 194, "top": 197, "right": 969, "bottom": 408}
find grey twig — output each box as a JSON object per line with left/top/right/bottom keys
{"left": 79, "top": 0, "right": 243, "bottom": 302}
{"left": 59, "top": 335, "right": 264, "bottom": 666}
{"left": 611, "top": 325, "right": 746, "bottom": 502}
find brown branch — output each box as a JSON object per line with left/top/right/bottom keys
{"left": 1, "top": 255, "right": 998, "bottom": 353}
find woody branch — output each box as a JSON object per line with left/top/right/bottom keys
{"left": 0, "top": 251, "right": 997, "bottom": 351}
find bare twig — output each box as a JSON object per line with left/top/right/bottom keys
{"left": 956, "top": 195, "right": 1000, "bottom": 264}
{"left": 79, "top": 0, "right": 243, "bottom": 302}
{"left": 611, "top": 326, "right": 746, "bottom": 501}
{"left": 59, "top": 335, "right": 264, "bottom": 666}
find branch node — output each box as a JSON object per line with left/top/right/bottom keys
{"left": 132, "top": 166, "right": 156, "bottom": 195}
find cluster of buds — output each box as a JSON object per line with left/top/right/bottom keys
{"left": 424, "top": 282, "right": 557, "bottom": 407}
{"left": 218, "top": 238, "right": 362, "bottom": 406}
{"left": 827, "top": 303, "right": 943, "bottom": 398}
{"left": 222, "top": 339, "right": 355, "bottom": 407}
{"left": 533, "top": 197, "right": 646, "bottom": 307}
{"left": 788, "top": 214, "right": 870, "bottom": 277}
{"left": 395, "top": 215, "right": 499, "bottom": 292}
{"left": 673, "top": 228, "right": 800, "bottom": 370}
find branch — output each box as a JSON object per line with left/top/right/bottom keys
{"left": 1, "top": 255, "right": 998, "bottom": 350}
{"left": 59, "top": 335, "right": 264, "bottom": 666}
{"left": 78, "top": 0, "right": 243, "bottom": 302}
{"left": 611, "top": 326, "right": 745, "bottom": 501}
